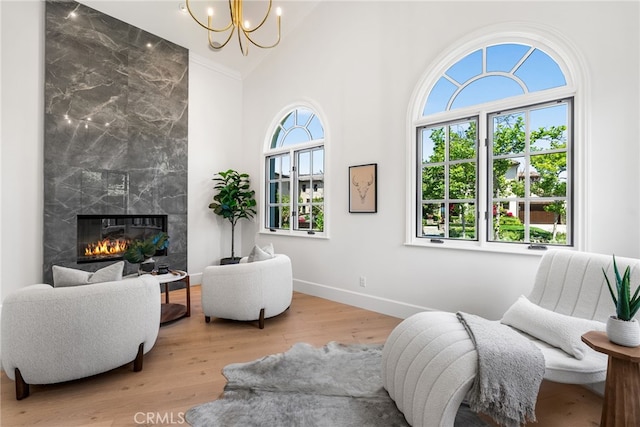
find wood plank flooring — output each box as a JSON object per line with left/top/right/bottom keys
{"left": 1, "top": 287, "right": 602, "bottom": 426}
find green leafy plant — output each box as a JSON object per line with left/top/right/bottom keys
{"left": 123, "top": 232, "right": 169, "bottom": 264}
{"left": 603, "top": 255, "right": 640, "bottom": 321}
{"left": 209, "top": 169, "right": 257, "bottom": 261}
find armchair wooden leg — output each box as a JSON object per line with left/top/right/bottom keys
{"left": 133, "top": 343, "right": 144, "bottom": 372}
{"left": 259, "top": 308, "right": 265, "bottom": 329}
{"left": 15, "top": 368, "right": 29, "bottom": 400}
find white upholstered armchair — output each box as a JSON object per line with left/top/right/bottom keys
{"left": 201, "top": 254, "right": 293, "bottom": 329}
{"left": 1, "top": 275, "right": 161, "bottom": 400}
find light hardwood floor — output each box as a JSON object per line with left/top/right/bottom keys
{"left": 1, "top": 287, "right": 602, "bottom": 426}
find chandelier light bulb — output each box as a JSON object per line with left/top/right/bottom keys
{"left": 276, "top": 7, "right": 281, "bottom": 16}
{"left": 244, "top": 20, "right": 251, "bottom": 29}
{"left": 207, "top": 7, "right": 213, "bottom": 17}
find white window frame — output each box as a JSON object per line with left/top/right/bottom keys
{"left": 261, "top": 102, "right": 328, "bottom": 239}
{"left": 405, "top": 24, "right": 590, "bottom": 254}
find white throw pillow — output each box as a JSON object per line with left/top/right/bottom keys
{"left": 247, "top": 243, "right": 275, "bottom": 263}
{"left": 52, "top": 261, "right": 124, "bottom": 287}
{"left": 500, "top": 295, "right": 606, "bottom": 360}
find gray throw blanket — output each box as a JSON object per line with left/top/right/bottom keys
{"left": 456, "top": 312, "right": 545, "bottom": 427}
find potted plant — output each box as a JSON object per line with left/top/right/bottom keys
{"left": 603, "top": 255, "right": 640, "bottom": 347}
{"left": 209, "top": 169, "right": 257, "bottom": 264}
{"left": 123, "top": 232, "right": 169, "bottom": 274}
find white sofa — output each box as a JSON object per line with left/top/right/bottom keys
{"left": 1, "top": 275, "right": 161, "bottom": 399}
{"left": 201, "top": 254, "right": 293, "bottom": 329}
{"left": 382, "top": 250, "right": 640, "bottom": 427}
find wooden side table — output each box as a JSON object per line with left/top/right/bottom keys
{"left": 155, "top": 270, "right": 190, "bottom": 324}
{"left": 582, "top": 330, "right": 640, "bottom": 427}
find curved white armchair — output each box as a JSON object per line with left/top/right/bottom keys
{"left": 1, "top": 275, "right": 160, "bottom": 400}
{"left": 201, "top": 254, "right": 293, "bottom": 329}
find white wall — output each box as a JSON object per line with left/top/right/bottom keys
{"left": 0, "top": 0, "right": 45, "bottom": 296}
{"left": 242, "top": 1, "right": 640, "bottom": 319}
{"left": 0, "top": 0, "right": 4, "bottom": 357}
{"left": 187, "top": 55, "right": 244, "bottom": 284}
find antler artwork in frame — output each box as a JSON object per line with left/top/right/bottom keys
{"left": 349, "top": 163, "right": 377, "bottom": 213}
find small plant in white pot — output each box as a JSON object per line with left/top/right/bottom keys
{"left": 603, "top": 255, "right": 640, "bottom": 347}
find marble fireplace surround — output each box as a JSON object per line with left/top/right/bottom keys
{"left": 43, "top": 1, "right": 188, "bottom": 283}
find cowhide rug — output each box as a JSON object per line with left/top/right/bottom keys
{"left": 186, "top": 341, "right": 488, "bottom": 426}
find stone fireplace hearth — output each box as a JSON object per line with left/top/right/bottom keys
{"left": 42, "top": 1, "right": 188, "bottom": 283}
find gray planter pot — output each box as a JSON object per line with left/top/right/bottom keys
{"left": 606, "top": 316, "right": 640, "bottom": 347}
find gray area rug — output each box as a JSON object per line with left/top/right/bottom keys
{"left": 186, "top": 341, "right": 488, "bottom": 426}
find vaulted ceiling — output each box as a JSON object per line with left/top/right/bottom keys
{"left": 78, "top": 0, "right": 320, "bottom": 78}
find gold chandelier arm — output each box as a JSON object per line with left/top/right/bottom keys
{"left": 185, "top": 0, "right": 233, "bottom": 33}
{"left": 237, "top": 23, "right": 248, "bottom": 56}
{"left": 207, "top": 13, "right": 234, "bottom": 34}
{"left": 241, "top": 17, "right": 281, "bottom": 49}
{"left": 208, "top": 25, "right": 236, "bottom": 50}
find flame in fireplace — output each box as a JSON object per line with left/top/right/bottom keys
{"left": 84, "top": 239, "right": 129, "bottom": 257}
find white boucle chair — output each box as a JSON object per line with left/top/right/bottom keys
{"left": 1, "top": 275, "right": 161, "bottom": 400}
{"left": 382, "top": 250, "right": 640, "bottom": 427}
{"left": 201, "top": 254, "right": 293, "bottom": 329}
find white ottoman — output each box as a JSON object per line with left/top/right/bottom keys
{"left": 381, "top": 311, "right": 477, "bottom": 427}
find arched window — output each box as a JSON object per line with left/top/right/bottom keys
{"left": 415, "top": 40, "right": 574, "bottom": 249}
{"left": 265, "top": 106, "right": 325, "bottom": 235}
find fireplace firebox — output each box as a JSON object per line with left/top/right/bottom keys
{"left": 77, "top": 214, "right": 168, "bottom": 263}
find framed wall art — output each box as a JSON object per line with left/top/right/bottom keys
{"left": 349, "top": 163, "right": 377, "bottom": 213}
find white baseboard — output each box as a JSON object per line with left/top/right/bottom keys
{"left": 189, "top": 272, "right": 202, "bottom": 286}
{"left": 189, "top": 272, "right": 428, "bottom": 319}
{"left": 293, "top": 279, "right": 432, "bottom": 319}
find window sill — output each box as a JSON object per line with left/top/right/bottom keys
{"left": 259, "top": 229, "right": 329, "bottom": 240}
{"left": 404, "top": 238, "right": 574, "bottom": 257}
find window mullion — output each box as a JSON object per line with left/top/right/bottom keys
{"left": 444, "top": 126, "right": 450, "bottom": 237}
{"left": 291, "top": 149, "right": 298, "bottom": 231}
{"left": 524, "top": 109, "right": 531, "bottom": 243}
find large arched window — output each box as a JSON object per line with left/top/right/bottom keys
{"left": 264, "top": 106, "right": 325, "bottom": 235}
{"left": 415, "top": 39, "right": 575, "bottom": 249}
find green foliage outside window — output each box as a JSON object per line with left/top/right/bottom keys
{"left": 492, "top": 114, "right": 567, "bottom": 244}
{"left": 421, "top": 121, "right": 477, "bottom": 240}
{"left": 279, "top": 194, "right": 324, "bottom": 232}
{"left": 421, "top": 109, "right": 568, "bottom": 244}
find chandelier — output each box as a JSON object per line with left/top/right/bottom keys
{"left": 184, "top": 0, "right": 282, "bottom": 56}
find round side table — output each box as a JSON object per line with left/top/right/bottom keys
{"left": 154, "top": 270, "right": 190, "bottom": 324}
{"left": 582, "top": 330, "right": 640, "bottom": 427}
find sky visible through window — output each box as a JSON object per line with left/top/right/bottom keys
{"left": 272, "top": 108, "right": 324, "bottom": 149}
{"left": 423, "top": 43, "right": 567, "bottom": 121}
